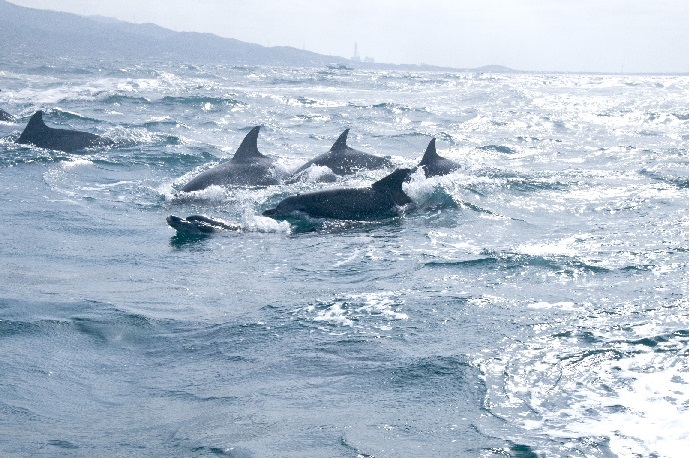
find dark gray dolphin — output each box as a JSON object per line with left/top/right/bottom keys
{"left": 1, "top": 90, "right": 16, "bottom": 122}
{"left": 16, "top": 110, "right": 114, "bottom": 152}
{"left": 181, "top": 126, "right": 279, "bottom": 192}
{"left": 166, "top": 215, "right": 241, "bottom": 235}
{"left": 263, "top": 168, "right": 412, "bottom": 221}
{"left": 415, "top": 138, "right": 460, "bottom": 178}
{"left": 291, "top": 129, "right": 393, "bottom": 177}
{"left": 0, "top": 108, "right": 14, "bottom": 122}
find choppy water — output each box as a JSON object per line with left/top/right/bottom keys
{"left": 0, "top": 56, "right": 687, "bottom": 457}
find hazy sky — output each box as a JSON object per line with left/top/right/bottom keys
{"left": 8, "top": 0, "right": 689, "bottom": 73}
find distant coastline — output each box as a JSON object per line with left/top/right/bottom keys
{"left": 0, "top": 0, "right": 516, "bottom": 73}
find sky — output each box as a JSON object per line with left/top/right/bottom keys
{"left": 8, "top": 0, "right": 689, "bottom": 73}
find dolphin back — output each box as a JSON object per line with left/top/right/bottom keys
{"left": 167, "top": 214, "right": 241, "bottom": 235}
{"left": 416, "top": 138, "right": 460, "bottom": 177}
{"left": 17, "top": 110, "right": 113, "bottom": 152}
{"left": 180, "top": 126, "right": 278, "bottom": 191}
{"left": 0, "top": 107, "right": 15, "bottom": 122}
{"left": 292, "top": 129, "right": 393, "bottom": 177}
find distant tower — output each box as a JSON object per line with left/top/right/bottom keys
{"left": 352, "top": 42, "right": 361, "bottom": 62}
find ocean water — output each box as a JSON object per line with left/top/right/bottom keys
{"left": 0, "top": 56, "right": 687, "bottom": 457}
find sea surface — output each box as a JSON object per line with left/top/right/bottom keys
{"left": 0, "top": 55, "right": 687, "bottom": 457}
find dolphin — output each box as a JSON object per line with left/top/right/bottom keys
{"left": 415, "top": 138, "right": 460, "bottom": 178}
{"left": 181, "top": 126, "right": 280, "bottom": 192}
{"left": 263, "top": 168, "right": 412, "bottom": 221}
{"left": 16, "top": 110, "right": 114, "bottom": 152}
{"left": 166, "top": 214, "right": 241, "bottom": 235}
{"left": 1, "top": 90, "right": 16, "bottom": 122}
{"left": 0, "top": 108, "right": 14, "bottom": 122}
{"left": 290, "top": 129, "right": 393, "bottom": 178}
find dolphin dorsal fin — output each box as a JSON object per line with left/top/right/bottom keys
{"left": 26, "top": 110, "right": 48, "bottom": 131}
{"left": 418, "top": 138, "right": 441, "bottom": 166}
{"left": 17, "top": 110, "right": 48, "bottom": 143}
{"left": 372, "top": 168, "right": 412, "bottom": 205}
{"left": 330, "top": 128, "right": 350, "bottom": 152}
{"left": 232, "top": 126, "right": 265, "bottom": 162}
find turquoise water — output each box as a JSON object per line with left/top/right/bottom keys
{"left": 0, "top": 57, "right": 687, "bottom": 457}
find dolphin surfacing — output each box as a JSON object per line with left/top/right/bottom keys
{"left": 263, "top": 168, "right": 412, "bottom": 221}
{"left": 1, "top": 90, "right": 16, "bottom": 122}
{"left": 181, "top": 126, "right": 280, "bottom": 192}
{"left": 16, "top": 110, "right": 114, "bottom": 152}
{"left": 167, "top": 215, "right": 241, "bottom": 235}
{"left": 415, "top": 138, "right": 460, "bottom": 178}
{"left": 0, "top": 108, "right": 14, "bottom": 122}
{"left": 291, "top": 129, "right": 393, "bottom": 177}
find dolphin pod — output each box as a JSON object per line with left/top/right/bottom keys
{"left": 16, "top": 110, "right": 114, "bottom": 152}
{"left": 170, "top": 132, "right": 463, "bottom": 230}
{"left": 180, "top": 127, "right": 398, "bottom": 192}
{"left": 4, "top": 97, "right": 461, "bottom": 227}
{"left": 179, "top": 128, "right": 460, "bottom": 193}
{"left": 4, "top": 90, "right": 461, "bottom": 227}
{"left": 257, "top": 136, "right": 461, "bottom": 222}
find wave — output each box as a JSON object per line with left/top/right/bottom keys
{"left": 264, "top": 213, "right": 404, "bottom": 235}
{"left": 93, "top": 146, "right": 213, "bottom": 171}
{"left": 103, "top": 125, "right": 185, "bottom": 148}
{"left": 42, "top": 108, "right": 111, "bottom": 125}
{"left": 145, "top": 320, "right": 276, "bottom": 360}
{"left": 71, "top": 313, "right": 155, "bottom": 346}
{"left": 639, "top": 168, "right": 689, "bottom": 189}
{"left": 0, "top": 141, "right": 73, "bottom": 166}
{"left": 425, "top": 251, "right": 610, "bottom": 275}
{"left": 626, "top": 329, "right": 688, "bottom": 350}
{"left": 138, "top": 116, "right": 187, "bottom": 129}
{"left": 406, "top": 179, "right": 461, "bottom": 211}
{"left": 405, "top": 174, "right": 508, "bottom": 218}
{"left": 0, "top": 298, "right": 159, "bottom": 345}
{"left": 371, "top": 102, "right": 430, "bottom": 114}
{"left": 504, "top": 176, "right": 573, "bottom": 193}
{"left": 468, "top": 168, "right": 575, "bottom": 193}
{"left": 294, "top": 291, "right": 409, "bottom": 334}
{"left": 479, "top": 294, "right": 688, "bottom": 457}
{"left": 0, "top": 318, "right": 49, "bottom": 338}
{"left": 0, "top": 129, "right": 192, "bottom": 168}
{"left": 479, "top": 144, "right": 518, "bottom": 155}
{"left": 384, "top": 355, "right": 478, "bottom": 389}
{"left": 100, "top": 94, "right": 152, "bottom": 105}
{"left": 26, "top": 64, "right": 96, "bottom": 76}
{"left": 159, "top": 95, "right": 245, "bottom": 108}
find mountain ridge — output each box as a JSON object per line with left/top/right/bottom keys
{"left": 0, "top": 0, "right": 515, "bottom": 72}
